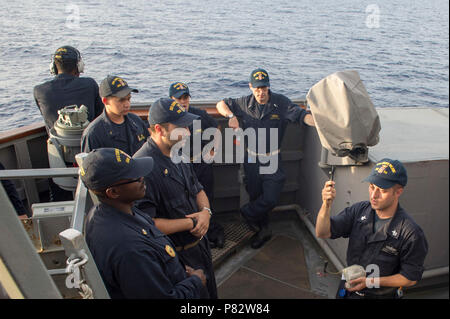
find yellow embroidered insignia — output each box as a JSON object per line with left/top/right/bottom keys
{"left": 112, "top": 77, "right": 127, "bottom": 88}
{"left": 375, "top": 161, "right": 396, "bottom": 174}
{"left": 169, "top": 101, "right": 185, "bottom": 113}
{"left": 165, "top": 245, "right": 176, "bottom": 257}
{"left": 164, "top": 168, "right": 169, "bottom": 175}
{"left": 253, "top": 71, "right": 268, "bottom": 80}
{"left": 270, "top": 114, "right": 280, "bottom": 120}
{"left": 54, "top": 48, "right": 67, "bottom": 59}
{"left": 174, "top": 83, "right": 186, "bottom": 90}
{"left": 115, "top": 149, "right": 122, "bottom": 162}
{"left": 114, "top": 149, "right": 132, "bottom": 163}
{"left": 142, "top": 229, "right": 147, "bottom": 235}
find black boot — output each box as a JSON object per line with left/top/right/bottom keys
{"left": 207, "top": 221, "right": 225, "bottom": 249}
{"left": 239, "top": 208, "right": 261, "bottom": 233}
{"left": 215, "top": 227, "right": 225, "bottom": 248}
{"left": 250, "top": 224, "right": 272, "bottom": 249}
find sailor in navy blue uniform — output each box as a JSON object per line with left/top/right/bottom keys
{"left": 81, "top": 148, "right": 207, "bottom": 299}
{"left": 34, "top": 46, "right": 104, "bottom": 134}
{"left": 316, "top": 158, "right": 428, "bottom": 299}
{"left": 34, "top": 45, "right": 104, "bottom": 202}
{"left": 134, "top": 98, "right": 218, "bottom": 299}
{"left": 216, "top": 68, "right": 315, "bottom": 249}
{"left": 169, "top": 82, "right": 225, "bottom": 248}
{"left": 81, "top": 75, "right": 149, "bottom": 156}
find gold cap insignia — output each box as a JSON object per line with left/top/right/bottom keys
{"left": 112, "top": 77, "right": 127, "bottom": 88}
{"left": 114, "top": 148, "right": 132, "bottom": 163}
{"left": 54, "top": 48, "right": 68, "bottom": 59}
{"left": 174, "top": 82, "right": 187, "bottom": 90}
{"left": 375, "top": 161, "right": 396, "bottom": 174}
{"left": 169, "top": 101, "right": 185, "bottom": 113}
{"left": 253, "top": 71, "right": 267, "bottom": 80}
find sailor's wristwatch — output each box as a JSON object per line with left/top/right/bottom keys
{"left": 202, "top": 207, "right": 213, "bottom": 216}
{"left": 190, "top": 217, "right": 198, "bottom": 229}
{"left": 226, "top": 113, "right": 235, "bottom": 119}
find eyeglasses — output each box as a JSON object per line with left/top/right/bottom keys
{"left": 110, "top": 177, "right": 143, "bottom": 187}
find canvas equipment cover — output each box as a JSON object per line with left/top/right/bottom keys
{"left": 306, "top": 70, "right": 381, "bottom": 162}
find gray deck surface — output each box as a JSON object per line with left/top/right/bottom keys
{"left": 213, "top": 210, "right": 340, "bottom": 299}
{"left": 212, "top": 210, "right": 449, "bottom": 299}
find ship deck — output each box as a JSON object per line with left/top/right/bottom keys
{"left": 211, "top": 210, "right": 449, "bottom": 299}
{"left": 212, "top": 210, "right": 341, "bottom": 299}
{"left": 1, "top": 104, "right": 448, "bottom": 299}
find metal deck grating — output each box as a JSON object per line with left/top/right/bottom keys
{"left": 211, "top": 219, "right": 254, "bottom": 268}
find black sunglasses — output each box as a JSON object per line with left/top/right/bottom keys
{"left": 110, "top": 177, "right": 143, "bottom": 187}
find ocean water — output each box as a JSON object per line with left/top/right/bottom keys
{"left": 0, "top": 0, "right": 448, "bottom": 132}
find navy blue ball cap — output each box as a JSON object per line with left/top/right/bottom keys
{"left": 53, "top": 46, "right": 80, "bottom": 61}
{"left": 148, "top": 98, "right": 199, "bottom": 127}
{"left": 250, "top": 68, "right": 270, "bottom": 88}
{"left": 80, "top": 148, "right": 154, "bottom": 190}
{"left": 169, "top": 82, "right": 190, "bottom": 99}
{"left": 363, "top": 158, "right": 408, "bottom": 189}
{"left": 99, "top": 75, "right": 139, "bottom": 98}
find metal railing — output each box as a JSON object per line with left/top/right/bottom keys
{"left": 0, "top": 183, "right": 62, "bottom": 299}
{"left": 0, "top": 166, "right": 109, "bottom": 299}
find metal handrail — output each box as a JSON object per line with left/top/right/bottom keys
{"left": 0, "top": 184, "right": 62, "bottom": 299}
{"left": 0, "top": 167, "right": 79, "bottom": 180}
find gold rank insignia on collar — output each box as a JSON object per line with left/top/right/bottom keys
{"left": 165, "top": 245, "right": 176, "bottom": 257}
